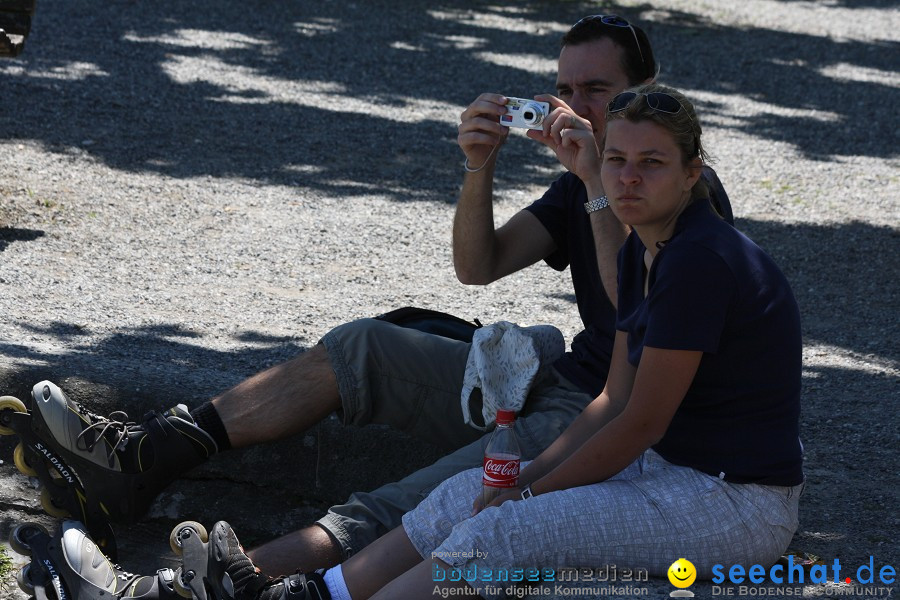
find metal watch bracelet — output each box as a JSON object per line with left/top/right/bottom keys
{"left": 584, "top": 195, "right": 609, "bottom": 214}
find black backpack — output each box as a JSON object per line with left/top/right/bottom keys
{"left": 374, "top": 306, "right": 482, "bottom": 343}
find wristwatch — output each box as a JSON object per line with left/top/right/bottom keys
{"left": 520, "top": 484, "right": 534, "bottom": 500}
{"left": 584, "top": 195, "right": 609, "bottom": 214}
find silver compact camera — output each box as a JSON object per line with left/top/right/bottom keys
{"left": 501, "top": 97, "right": 550, "bottom": 130}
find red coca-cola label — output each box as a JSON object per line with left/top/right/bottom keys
{"left": 482, "top": 456, "right": 520, "bottom": 488}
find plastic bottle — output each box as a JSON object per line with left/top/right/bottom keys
{"left": 481, "top": 409, "right": 521, "bottom": 506}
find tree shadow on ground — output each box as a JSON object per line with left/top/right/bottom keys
{"left": 1, "top": 1, "right": 896, "bottom": 204}
{"left": 738, "top": 218, "right": 899, "bottom": 359}
{"left": 0, "top": 226, "right": 43, "bottom": 252}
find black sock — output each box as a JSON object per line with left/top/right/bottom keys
{"left": 190, "top": 402, "right": 232, "bottom": 451}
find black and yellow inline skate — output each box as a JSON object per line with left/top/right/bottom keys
{"left": 1, "top": 381, "right": 217, "bottom": 559}
{"left": 9, "top": 520, "right": 179, "bottom": 600}
{"left": 168, "top": 521, "right": 329, "bottom": 600}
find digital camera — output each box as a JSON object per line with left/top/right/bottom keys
{"left": 501, "top": 97, "right": 550, "bottom": 130}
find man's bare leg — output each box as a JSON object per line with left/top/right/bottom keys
{"left": 331, "top": 527, "right": 471, "bottom": 600}
{"left": 342, "top": 527, "right": 425, "bottom": 599}
{"left": 248, "top": 525, "right": 343, "bottom": 575}
{"left": 205, "top": 344, "right": 348, "bottom": 570}
{"left": 211, "top": 344, "right": 339, "bottom": 448}
{"left": 370, "top": 560, "right": 471, "bottom": 600}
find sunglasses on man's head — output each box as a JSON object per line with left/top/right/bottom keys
{"left": 573, "top": 14, "right": 645, "bottom": 67}
{"left": 607, "top": 91, "right": 684, "bottom": 115}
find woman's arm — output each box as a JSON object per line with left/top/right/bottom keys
{"left": 529, "top": 346, "right": 702, "bottom": 495}
{"left": 517, "top": 330, "right": 637, "bottom": 487}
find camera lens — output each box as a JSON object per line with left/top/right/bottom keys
{"left": 523, "top": 101, "right": 545, "bottom": 126}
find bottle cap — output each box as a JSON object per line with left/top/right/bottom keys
{"left": 495, "top": 409, "right": 515, "bottom": 424}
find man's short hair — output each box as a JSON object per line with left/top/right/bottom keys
{"left": 562, "top": 15, "right": 657, "bottom": 85}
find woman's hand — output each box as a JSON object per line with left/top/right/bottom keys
{"left": 471, "top": 487, "right": 523, "bottom": 516}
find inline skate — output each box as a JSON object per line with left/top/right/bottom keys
{"left": 9, "top": 520, "right": 179, "bottom": 600}
{"left": 168, "top": 521, "right": 329, "bottom": 600}
{"left": 0, "top": 381, "right": 218, "bottom": 559}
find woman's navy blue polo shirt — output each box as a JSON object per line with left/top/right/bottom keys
{"left": 616, "top": 199, "right": 804, "bottom": 486}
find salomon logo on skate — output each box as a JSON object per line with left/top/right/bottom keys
{"left": 45, "top": 558, "right": 68, "bottom": 600}
{"left": 35, "top": 442, "right": 76, "bottom": 483}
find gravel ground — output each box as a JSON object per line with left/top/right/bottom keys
{"left": 0, "top": 1, "right": 897, "bottom": 599}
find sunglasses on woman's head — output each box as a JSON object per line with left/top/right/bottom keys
{"left": 573, "top": 14, "right": 645, "bottom": 67}
{"left": 607, "top": 91, "right": 684, "bottom": 115}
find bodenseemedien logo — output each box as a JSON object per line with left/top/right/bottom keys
{"left": 668, "top": 558, "right": 697, "bottom": 598}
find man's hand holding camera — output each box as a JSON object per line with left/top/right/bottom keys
{"left": 526, "top": 94, "right": 603, "bottom": 189}
{"left": 458, "top": 92, "right": 603, "bottom": 192}
{"left": 457, "top": 93, "right": 513, "bottom": 174}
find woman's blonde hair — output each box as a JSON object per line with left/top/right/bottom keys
{"left": 606, "top": 83, "right": 710, "bottom": 199}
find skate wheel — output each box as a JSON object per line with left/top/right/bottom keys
{"left": 39, "top": 487, "right": 71, "bottom": 518}
{"left": 13, "top": 443, "right": 38, "bottom": 477}
{"left": 17, "top": 563, "right": 37, "bottom": 594}
{"left": 173, "top": 566, "right": 194, "bottom": 599}
{"left": 9, "top": 522, "right": 49, "bottom": 556}
{"left": 0, "top": 395, "right": 27, "bottom": 435}
{"left": 170, "top": 520, "right": 208, "bottom": 556}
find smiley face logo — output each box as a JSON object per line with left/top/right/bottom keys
{"left": 668, "top": 558, "right": 697, "bottom": 589}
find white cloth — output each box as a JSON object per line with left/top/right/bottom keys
{"left": 461, "top": 321, "right": 565, "bottom": 430}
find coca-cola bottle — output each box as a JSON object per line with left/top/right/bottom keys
{"left": 482, "top": 409, "right": 521, "bottom": 506}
